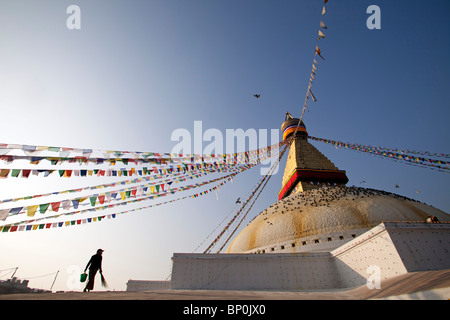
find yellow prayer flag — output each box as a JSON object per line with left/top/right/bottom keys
{"left": 27, "top": 205, "right": 39, "bottom": 217}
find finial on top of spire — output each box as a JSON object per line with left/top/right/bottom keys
{"left": 282, "top": 112, "right": 307, "bottom": 141}
{"left": 285, "top": 111, "right": 293, "bottom": 121}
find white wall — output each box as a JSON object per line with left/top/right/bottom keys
{"left": 169, "top": 223, "right": 450, "bottom": 291}
{"left": 171, "top": 252, "right": 338, "bottom": 290}
{"left": 386, "top": 223, "right": 450, "bottom": 272}
{"left": 331, "top": 224, "right": 408, "bottom": 288}
{"left": 126, "top": 280, "right": 170, "bottom": 291}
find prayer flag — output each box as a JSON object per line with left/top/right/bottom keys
{"left": 27, "top": 205, "right": 39, "bottom": 217}
{"left": 309, "top": 89, "right": 318, "bottom": 102}
{"left": 315, "top": 46, "right": 325, "bottom": 60}
{"left": 62, "top": 200, "right": 71, "bottom": 210}
{"left": 51, "top": 202, "right": 61, "bottom": 212}
{"left": 0, "top": 209, "right": 9, "bottom": 221}
{"left": 22, "top": 169, "right": 31, "bottom": 178}
{"left": 0, "top": 169, "right": 10, "bottom": 178}
{"left": 40, "top": 203, "right": 50, "bottom": 214}
{"left": 72, "top": 199, "right": 80, "bottom": 209}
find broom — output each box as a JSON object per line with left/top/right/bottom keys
{"left": 100, "top": 272, "right": 108, "bottom": 288}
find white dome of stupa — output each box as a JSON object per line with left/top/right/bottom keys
{"left": 226, "top": 186, "right": 450, "bottom": 253}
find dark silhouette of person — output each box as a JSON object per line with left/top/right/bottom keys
{"left": 83, "top": 249, "right": 103, "bottom": 292}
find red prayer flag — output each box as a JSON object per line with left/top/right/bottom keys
{"left": 51, "top": 202, "right": 61, "bottom": 212}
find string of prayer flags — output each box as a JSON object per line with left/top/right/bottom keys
{"left": 308, "top": 136, "right": 450, "bottom": 173}
{"left": 0, "top": 171, "right": 238, "bottom": 232}
{"left": 0, "top": 139, "right": 282, "bottom": 229}
{"left": 1, "top": 162, "right": 257, "bottom": 222}
{"left": 0, "top": 155, "right": 264, "bottom": 181}
{"left": 204, "top": 145, "right": 288, "bottom": 253}
{"left": 298, "top": 0, "right": 331, "bottom": 124}
{"left": 0, "top": 141, "right": 282, "bottom": 168}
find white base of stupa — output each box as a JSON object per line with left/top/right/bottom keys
{"left": 127, "top": 222, "right": 450, "bottom": 291}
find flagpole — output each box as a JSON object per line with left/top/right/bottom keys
{"left": 10, "top": 267, "right": 18, "bottom": 279}
{"left": 50, "top": 270, "right": 59, "bottom": 291}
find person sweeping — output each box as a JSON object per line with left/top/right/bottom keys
{"left": 83, "top": 249, "right": 107, "bottom": 292}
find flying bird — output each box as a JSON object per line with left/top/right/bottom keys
{"left": 253, "top": 94, "right": 260, "bottom": 99}
{"left": 236, "top": 197, "right": 241, "bottom": 204}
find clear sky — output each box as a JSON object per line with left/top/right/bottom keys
{"left": 0, "top": 0, "right": 449, "bottom": 292}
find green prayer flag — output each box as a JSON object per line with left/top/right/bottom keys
{"left": 39, "top": 203, "right": 50, "bottom": 214}
{"left": 11, "top": 169, "right": 21, "bottom": 177}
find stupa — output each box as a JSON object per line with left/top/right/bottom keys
{"left": 130, "top": 113, "right": 450, "bottom": 292}
{"left": 226, "top": 114, "right": 449, "bottom": 254}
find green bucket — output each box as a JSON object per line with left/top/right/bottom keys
{"left": 80, "top": 273, "right": 87, "bottom": 283}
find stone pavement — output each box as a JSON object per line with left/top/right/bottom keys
{"left": 0, "top": 269, "right": 449, "bottom": 300}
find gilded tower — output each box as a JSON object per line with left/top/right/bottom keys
{"left": 279, "top": 112, "right": 349, "bottom": 200}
